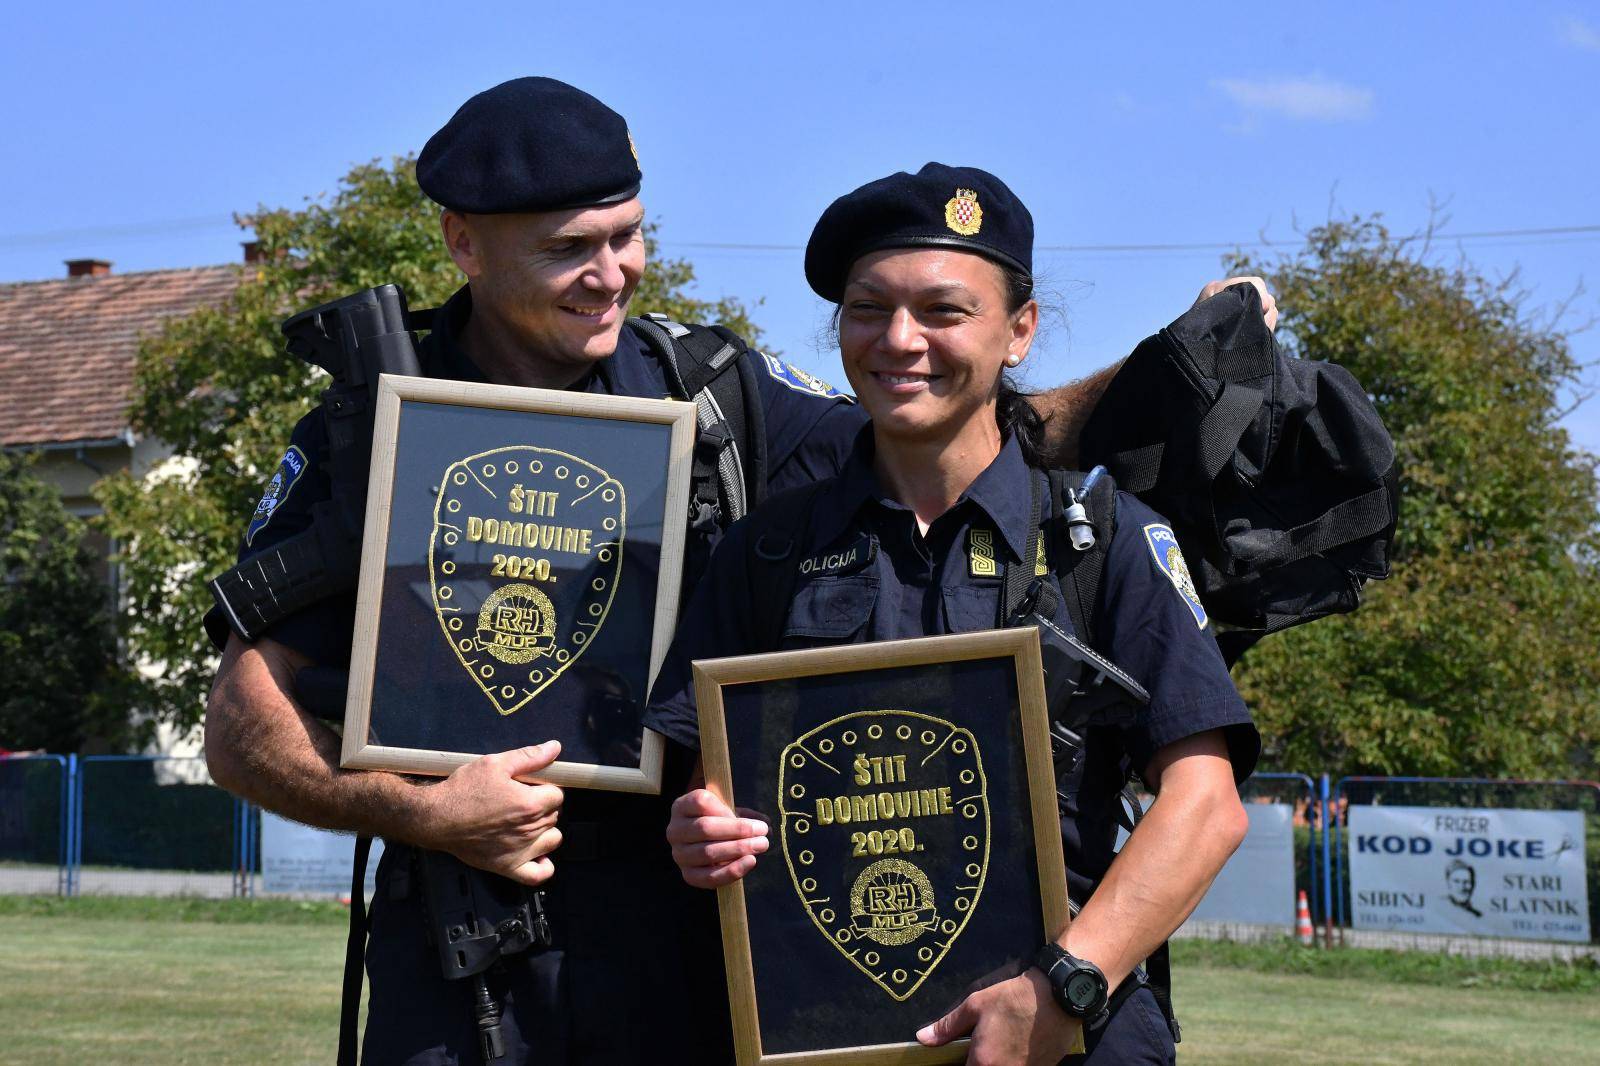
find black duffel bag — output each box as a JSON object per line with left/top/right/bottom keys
{"left": 1080, "top": 282, "right": 1398, "bottom": 664}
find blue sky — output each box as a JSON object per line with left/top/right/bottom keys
{"left": 5, "top": 2, "right": 1598, "bottom": 454}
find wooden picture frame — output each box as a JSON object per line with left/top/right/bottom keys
{"left": 341, "top": 374, "right": 696, "bottom": 794}
{"left": 693, "top": 628, "right": 1079, "bottom": 1065}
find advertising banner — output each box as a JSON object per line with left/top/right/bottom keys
{"left": 260, "top": 812, "right": 383, "bottom": 896}
{"left": 1192, "top": 802, "right": 1297, "bottom": 926}
{"left": 1348, "top": 805, "right": 1590, "bottom": 943}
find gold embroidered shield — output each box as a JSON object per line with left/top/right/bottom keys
{"left": 779, "top": 710, "right": 990, "bottom": 1002}
{"left": 428, "top": 446, "right": 625, "bottom": 716}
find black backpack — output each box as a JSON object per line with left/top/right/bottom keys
{"left": 1080, "top": 283, "right": 1398, "bottom": 664}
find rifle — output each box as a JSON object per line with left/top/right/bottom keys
{"left": 208, "top": 284, "right": 422, "bottom": 642}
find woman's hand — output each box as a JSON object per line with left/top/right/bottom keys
{"left": 666, "top": 788, "right": 770, "bottom": 888}
{"left": 915, "top": 968, "right": 1081, "bottom": 1066}
{"left": 1195, "top": 275, "right": 1279, "bottom": 332}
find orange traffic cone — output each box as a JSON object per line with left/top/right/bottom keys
{"left": 1296, "top": 889, "right": 1314, "bottom": 946}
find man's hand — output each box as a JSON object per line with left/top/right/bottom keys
{"left": 1195, "top": 275, "right": 1279, "bottom": 332}
{"left": 916, "top": 969, "right": 1080, "bottom": 1066}
{"left": 419, "top": 741, "right": 566, "bottom": 886}
{"left": 666, "top": 788, "right": 769, "bottom": 888}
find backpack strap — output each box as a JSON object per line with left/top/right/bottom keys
{"left": 1000, "top": 467, "right": 1181, "bottom": 1041}
{"left": 1048, "top": 467, "right": 1118, "bottom": 649}
{"left": 740, "top": 481, "right": 830, "bottom": 653}
{"left": 336, "top": 834, "right": 373, "bottom": 1066}
{"left": 628, "top": 315, "right": 768, "bottom": 527}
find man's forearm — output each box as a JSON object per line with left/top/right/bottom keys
{"left": 205, "top": 637, "right": 439, "bottom": 845}
{"left": 1027, "top": 361, "right": 1123, "bottom": 469}
{"left": 1060, "top": 735, "right": 1247, "bottom": 989}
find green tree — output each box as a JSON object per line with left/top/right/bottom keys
{"left": 0, "top": 454, "right": 136, "bottom": 752}
{"left": 1228, "top": 218, "right": 1600, "bottom": 778}
{"left": 97, "top": 155, "right": 764, "bottom": 735}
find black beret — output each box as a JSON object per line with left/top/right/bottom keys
{"left": 804, "top": 163, "right": 1033, "bottom": 302}
{"left": 417, "top": 77, "right": 642, "bottom": 214}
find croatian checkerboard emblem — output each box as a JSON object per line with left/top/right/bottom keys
{"left": 779, "top": 710, "right": 990, "bottom": 1001}
{"left": 944, "top": 188, "right": 983, "bottom": 237}
{"left": 429, "top": 447, "right": 625, "bottom": 715}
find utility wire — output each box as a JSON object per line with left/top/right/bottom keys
{"left": 660, "top": 224, "right": 1600, "bottom": 254}
{"left": 3, "top": 218, "right": 1599, "bottom": 253}
{"left": 0, "top": 215, "right": 242, "bottom": 249}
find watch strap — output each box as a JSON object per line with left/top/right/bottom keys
{"left": 1033, "top": 943, "right": 1109, "bottom": 1025}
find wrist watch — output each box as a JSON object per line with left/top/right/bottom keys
{"left": 1034, "top": 943, "right": 1109, "bottom": 1024}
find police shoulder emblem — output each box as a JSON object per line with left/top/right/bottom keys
{"left": 779, "top": 710, "right": 989, "bottom": 1002}
{"left": 245, "top": 445, "right": 308, "bottom": 546}
{"left": 760, "top": 351, "right": 845, "bottom": 399}
{"left": 944, "top": 188, "right": 983, "bottom": 237}
{"left": 1142, "top": 523, "right": 1207, "bottom": 628}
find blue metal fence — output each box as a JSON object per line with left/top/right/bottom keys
{"left": 5, "top": 753, "right": 1598, "bottom": 950}
{"left": 0, "top": 754, "right": 70, "bottom": 895}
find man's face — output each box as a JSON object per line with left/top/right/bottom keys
{"left": 1446, "top": 866, "right": 1475, "bottom": 901}
{"left": 446, "top": 198, "right": 647, "bottom": 371}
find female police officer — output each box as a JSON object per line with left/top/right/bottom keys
{"left": 644, "top": 164, "right": 1259, "bottom": 1064}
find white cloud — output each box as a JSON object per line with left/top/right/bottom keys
{"left": 1212, "top": 76, "right": 1375, "bottom": 123}
{"left": 1561, "top": 16, "right": 1600, "bottom": 51}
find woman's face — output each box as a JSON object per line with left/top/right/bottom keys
{"left": 838, "top": 248, "right": 1036, "bottom": 446}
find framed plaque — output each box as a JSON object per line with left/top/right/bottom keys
{"left": 693, "top": 629, "right": 1079, "bottom": 1065}
{"left": 341, "top": 374, "right": 696, "bottom": 794}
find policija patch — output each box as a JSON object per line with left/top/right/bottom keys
{"left": 1142, "top": 523, "right": 1207, "bottom": 628}
{"left": 760, "top": 351, "right": 844, "bottom": 399}
{"left": 245, "top": 445, "right": 307, "bottom": 546}
{"left": 778, "top": 710, "right": 990, "bottom": 1002}
{"left": 429, "top": 447, "right": 625, "bottom": 716}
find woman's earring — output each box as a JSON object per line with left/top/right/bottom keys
{"left": 1004, "top": 352, "right": 1022, "bottom": 367}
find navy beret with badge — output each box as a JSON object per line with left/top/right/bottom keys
{"left": 417, "top": 76, "right": 642, "bottom": 214}
{"left": 804, "top": 162, "right": 1034, "bottom": 302}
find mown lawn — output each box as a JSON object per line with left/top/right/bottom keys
{"left": 1, "top": 899, "right": 1595, "bottom": 1063}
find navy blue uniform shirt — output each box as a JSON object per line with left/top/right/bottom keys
{"left": 644, "top": 429, "right": 1259, "bottom": 904}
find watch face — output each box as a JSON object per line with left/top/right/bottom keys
{"left": 1066, "top": 971, "right": 1103, "bottom": 1009}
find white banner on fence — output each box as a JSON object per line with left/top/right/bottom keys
{"left": 1348, "top": 805, "right": 1590, "bottom": 943}
{"left": 260, "top": 812, "right": 383, "bottom": 896}
{"left": 1191, "top": 802, "right": 1297, "bottom": 926}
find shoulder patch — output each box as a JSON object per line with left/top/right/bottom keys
{"left": 1142, "top": 523, "right": 1207, "bottom": 629}
{"left": 245, "top": 445, "right": 308, "bottom": 546}
{"left": 761, "top": 351, "right": 846, "bottom": 399}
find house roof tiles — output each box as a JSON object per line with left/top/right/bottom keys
{"left": 0, "top": 265, "right": 243, "bottom": 447}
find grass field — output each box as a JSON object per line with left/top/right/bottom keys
{"left": 1, "top": 898, "right": 1596, "bottom": 1064}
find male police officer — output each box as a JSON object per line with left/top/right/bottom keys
{"left": 204, "top": 77, "right": 1275, "bottom": 1064}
